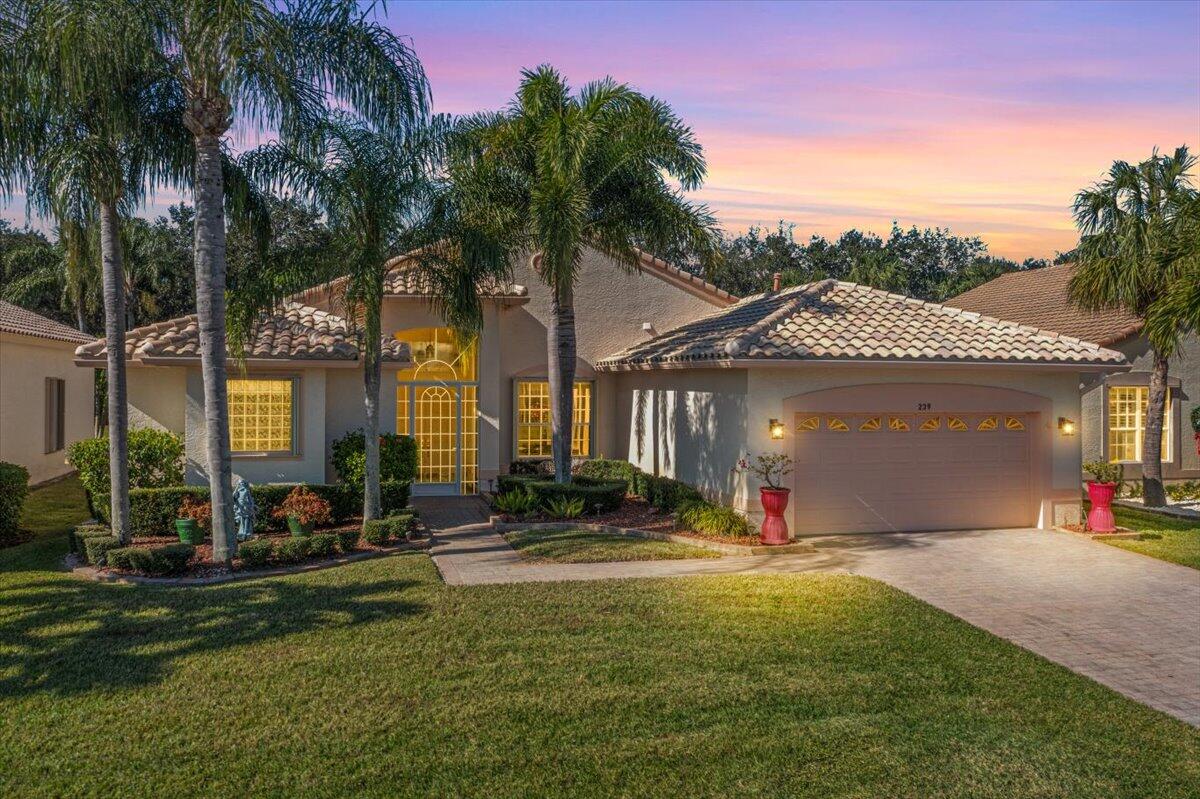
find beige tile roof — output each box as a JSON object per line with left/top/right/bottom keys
{"left": 0, "top": 300, "right": 93, "bottom": 344}
{"left": 75, "top": 302, "right": 411, "bottom": 364}
{"left": 947, "top": 265, "right": 1143, "bottom": 346}
{"left": 597, "top": 280, "right": 1127, "bottom": 370}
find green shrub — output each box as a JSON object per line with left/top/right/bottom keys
{"left": 1166, "top": 480, "right": 1200, "bottom": 501}
{"left": 386, "top": 513, "right": 415, "bottom": 539}
{"left": 274, "top": 536, "right": 310, "bottom": 564}
{"left": 575, "top": 458, "right": 642, "bottom": 495}
{"left": 362, "top": 519, "right": 390, "bottom": 546}
{"left": 238, "top": 538, "right": 274, "bottom": 569}
{"left": 496, "top": 475, "right": 625, "bottom": 515}
{"left": 508, "top": 458, "right": 550, "bottom": 476}
{"left": 331, "top": 430, "right": 419, "bottom": 485}
{"left": 67, "top": 428, "right": 184, "bottom": 511}
{"left": 105, "top": 546, "right": 143, "bottom": 571}
{"left": 155, "top": 544, "right": 195, "bottom": 575}
{"left": 676, "top": 499, "right": 752, "bottom": 538}
{"left": 1084, "top": 461, "right": 1124, "bottom": 484}
{"left": 335, "top": 529, "right": 360, "bottom": 553}
{"left": 543, "top": 495, "right": 585, "bottom": 519}
{"left": 1192, "top": 405, "right": 1200, "bottom": 434}
{"left": 71, "top": 525, "right": 113, "bottom": 555}
{"left": 643, "top": 475, "right": 702, "bottom": 511}
{"left": 307, "top": 533, "right": 337, "bottom": 558}
{"left": 380, "top": 480, "right": 412, "bottom": 515}
{"left": 107, "top": 545, "right": 192, "bottom": 576}
{"left": 0, "top": 461, "right": 30, "bottom": 545}
{"left": 83, "top": 535, "right": 121, "bottom": 566}
{"left": 492, "top": 488, "right": 539, "bottom": 516}
{"left": 1122, "top": 480, "right": 1144, "bottom": 499}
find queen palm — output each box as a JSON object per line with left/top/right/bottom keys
{"left": 0, "top": 2, "right": 188, "bottom": 543}
{"left": 149, "top": 0, "right": 428, "bottom": 558}
{"left": 1069, "top": 146, "right": 1198, "bottom": 507}
{"left": 239, "top": 114, "right": 442, "bottom": 519}
{"left": 448, "top": 66, "right": 719, "bottom": 482}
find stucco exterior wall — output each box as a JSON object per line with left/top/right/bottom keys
{"left": 126, "top": 366, "right": 186, "bottom": 433}
{"left": 613, "top": 363, "right": 1088, "bottom": 534}
{"left": 0, "top": 332, "right": 94, "bottom": 485}
{"left": 1081, "top": 332, "right": 1198, "bottom": 480}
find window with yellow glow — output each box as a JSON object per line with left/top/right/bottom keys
{"left": 947, "top": 416, "right": 968, "bottom": 431}
{"left": 228, "top": 378, "right": 295, "bottom": 454}
{"left": 1108, "top": 386, "right": 1171, "bottom": 463}
{"left": 796, "top": 415, "right": 819, "bottom": 432}
{"left": 888, "top": 416, "right": 910, "bottom": 432}
{"left": 859, "top": 416, "right": 881, "bottom": 432}
{"left": 515, "top": 380, "right": 592, "bottom": 458}
{"left": 826, "top": 417, "right": 849, "bottom": 432}
{"left": 461, "top": 385, "right": 478, "bottom": 493}
{"left": 919, "top": 416, "right": 941, "bottom": 431}
{"left": 977, "top": 416, "right": 998, "bottom": 431}
{"left": 394, "top": 327, "right": 477, "bottom": 381}
{"left": 1005, "top": 416, "right": 1025, "bottom": 431}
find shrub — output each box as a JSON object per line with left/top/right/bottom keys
{"left": 1166, "top": 480, "right": 1200, "bottom": 501}
{"left": 1121, "top": 480, "right": 1144, "bottom": 499}
{"left": 386, "top": 514, "right": 415, "bottom": 539}
{"left": 380, "top": 480, "right": 412, "bottom": 515}
{"left": 177, "top": 496, "right": 212, "bottom": 530}
{"left": 676, "top": 499, "right": 753, "bottom": 538}
{"left": 1192, "top": 405, "right": 1200, "bottom": 434}
{"left": 492, "top": 488, "right": 539, "bottom": 516}
{"left": 272, "top": 486, "right": 333, "bottom": 527}
{"left": 67, "top": 428, "right": 184, "bottom": 510}
{"left": 155, "top": 544, "right": 195, "bottom": 575}
{"left": 335, "top": 529, "right": 360, "bottom": 553}
{"left": 274, "top": 536, "right": 310, "bottom": 564}
{"left": 362, "top": 519, "right": 390, "bottom": 546}
{"left": 331, "top": 430, "right": 419, "bottom": 485}
{"left": 576, "top": 458, "right": 642, "bottom": 495}
{"left": 508, "top": 458, "right": 550, "bottom": 476}
{"left": 543, "top": 495, "right": 585, "bottom": 519}
{"left": 0, "top": 461, "right": 29, "bottom": 545}
{"left": 307, "top": 533, "right": 338, "bottom": 558}
{"left": 496, "top": 475, "right": 625, "bottom": 515}
{"left": 642, "top": 475, "right": 702, "bottom": 512}
{"left": 83, "top": 535, "right": 121, "bottom": 566}
{"left": 1084, "top": 461, "right": 1124, "bottom": 485}
{"left": 238, "top": 538, "right": 274, "bottom": 569}
{"left": 105, "top": 546, "right": 143, "bottom": 572}
{"left": 70, "top": 524, "right": 112, "bottom": 555}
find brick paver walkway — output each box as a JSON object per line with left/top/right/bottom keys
{"left": 423, "top": 502, "right": 1200, "bottom": 726}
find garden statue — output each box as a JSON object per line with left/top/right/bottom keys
{"left": 233, "top": 479, "right": 257, "bottom": 541}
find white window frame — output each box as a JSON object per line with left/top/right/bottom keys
{"left": 511, "top": 378, "right": 595, "bottom": 461}
{"left": 228, "top": 375, "right": 301, "bottom": 458}
{"left": 1106, "top": 385, "right": 1172, "bottom": 464}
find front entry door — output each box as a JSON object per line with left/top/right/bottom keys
{"left": 405, "top": 384, "right": 460, "bottom": 495}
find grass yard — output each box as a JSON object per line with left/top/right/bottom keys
{"left": 18, "top": 474, "right": 90, "bottom": 538}
{"left": 1102, "top": 505, "right": 1200, "bottom": 570}
{"left": 504, "top": 526, "right": 720, "bottom": 563}
{"left": 1, "top": 489, "right": 1197, "bottom": 798}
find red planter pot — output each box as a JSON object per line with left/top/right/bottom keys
{"left": 1194, "top": 431, "right": 1200, "bottom": 457}
{"left": 1086, "top": 481, "right": 1117, "bottom": 533}
{"left": 759, "top": 487, "right": 791, "bottom": 545}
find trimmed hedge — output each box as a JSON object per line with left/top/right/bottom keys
{"left": 573, "top": 459, "right": 703, "bottom": 511}
{"left": 330, "top": 430, "right": 419, "bottom": 485}
{"left": 335, "top": 529, "right": 360, "bottom": 553}
{"left": 67, "top": 429, "right": 184, "bottom": 516}
{"left": 108, "top": 544, "right": 195, "bottom": 576}
{"left": 95, "top": 480, "right": 410, "bottom": 538}
{"left": 238, "top": 538, "right": 274, "bottom": 569}
{"left": 71, "top": 525, "right": 114, "bottom": 556}
{"left": 676, "top": 499, "right": 753, "bottom": 538}
{"left": 576, "top": 458, "right": 644, "bottom": 495}
{"left": 307, "top": 533, "right": 337, "bottom": 558}
{"left": 83, "top": 535, "right": 121, "bottom": 566}
{"left": 387, "top": 513, "right": 416, "bottom": 539}
{"left": 274, "top": 537, "right": 309, "bottom": 564}
{"left": 0, "top": 461, "right": 30, "bottom": 545}
{"left": 362, "top": 519, "right": 390, "bottom": 546}
{"left": 497, "top": 475, "right": 626, "bottom": 515}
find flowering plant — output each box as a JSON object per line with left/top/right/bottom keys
{"left": 177, "top": 496, "right": 213, "bottom": 530}
{"left": 272, "top": 486, "right": 333, "bottom": 527}
{"left": 732, "top": 453, "right": 793, "bottom": 490}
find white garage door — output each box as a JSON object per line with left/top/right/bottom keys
{"left": 792, "top": 412, "right": 1034, "bottom": 535}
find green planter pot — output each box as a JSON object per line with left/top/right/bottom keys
{"left": 286, "top": 516, "right": 315, "bottom": 537}
{"left": 174, "top": 518, "right": 202, "bottom": 545}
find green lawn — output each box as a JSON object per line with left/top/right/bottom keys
{"left": 1101, "top": 505, "right": 1200, "bottom": 570}
{"left": 18, "top": 474, "right": 91, "bottom": 537}
{"left": 504, "top": 526, "right": 721, "bottom": 563}
{"left": 1, "top": 497, "right": 1198, "bottom": 797}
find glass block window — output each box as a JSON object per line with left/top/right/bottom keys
{"left": 229, "top": 378, "right": 295, "bottom": 454}
{"left": 515, "top": 380, "right": 592, "bottom": 458}
{"left": 1108, "top": 387, "right": 1171, "bottom": 463}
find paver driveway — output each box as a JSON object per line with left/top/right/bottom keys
{"left": 423, "top": 501, "right": 1200, "bottom": 726}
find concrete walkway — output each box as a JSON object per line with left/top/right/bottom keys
{"left": 421, "top": 502, "right": 1200, "bottom": 726}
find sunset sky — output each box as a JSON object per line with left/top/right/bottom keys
{"left": 4, "top": 0, "right": 1197, "bottom": 260}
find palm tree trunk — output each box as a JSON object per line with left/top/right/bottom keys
{"left": 1141, "top": 350, "right": 1170, "bottom": 507}
{"left": 547, "top": 282, "right": 576, "bottom": 484}
{"left": 99, "top": 201, "right": 130, "bottom": 543}
{"left": 192, "top": 132, "right": 236, "bottom": 562}
{"left": 74, "top": 298, "right": 88, "bottom": 335}
{"left": 362, "top": 304, "right": 382, "bottom": 520}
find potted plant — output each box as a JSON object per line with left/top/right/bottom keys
{"left": 272, "top": 486, "right": 332, "bottom": 536}
{"left": 175, "top": 496, "right": 211, "bottom": 545}
{"left": 732, "top": 453, "right": 794, "bottom": 545}
{"left": 1192, "top": 406, "right": 1200, "bottom": 456}
{"left": 1083, "top": 460, "right": 1123, "bottom": 533}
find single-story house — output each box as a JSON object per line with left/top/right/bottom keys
{"left": 76, "top": 251, "right": 1128, "bottom": 536}
{"left": 949, "top": 265, "right": 1199, "bottom": 482}
{"left": 1, "top": 300, "right": 95, "bottom": 485}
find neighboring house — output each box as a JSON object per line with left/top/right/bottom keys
{"left": 0, "top": 300, "right": 94, "bottom": 485}
{"left": 949, "top": 265, "right": 1198, "bottom": 482}
{"left": 76, "top": 252, "right": 1126, "bottom": 536}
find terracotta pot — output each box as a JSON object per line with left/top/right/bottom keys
{"left": 1086, "top": 481, "right": 1117, "bottom": 533}
{"left": 759, "top": 487, "right": 791, "bottom": 545}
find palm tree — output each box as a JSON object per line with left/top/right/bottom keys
{"left": 0, "top": 222, "right": 98, "bottom": 333}
{"left": 149, "top": 0, "right": 428, "bottom": 560}
{"left": 1069, "top": 146, "right": 1198, "bottom": 507}
{"left": 0, "top": 1, "right": 188, "bottom": 543}
{"left": 239, "top": 114, "right": 440, "bottom": 519}
{"left": 445, "top": 66, "right": 719, "bottom": 482}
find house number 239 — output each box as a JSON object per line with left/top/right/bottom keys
{"left": 916, "top": 403, "right": 932, "bottom": 411}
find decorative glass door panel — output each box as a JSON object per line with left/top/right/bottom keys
{"left": 415, "top": 385, "right": 458, "bottom": 487}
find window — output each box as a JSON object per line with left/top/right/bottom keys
{"left": 796, "top": 415, "right": 819, "bottom": 432}
{"left": 515, "top": 380, "right": 592, "bottom": 458}
{"left": 947, "top": 416, "right": 968, "bottom": 431}
{"left": 859, "top": 416, "right": 881, "bottom": 432}
{"left": 394, "top": 327, "right": 476, "bottom": 381}
{"left": 1005, "top": 416, "right": 1025, "bottom": 431}
{"left": 977, "top": 416, "right": 998, "bottom": 431}
{"left": 1108, "top": 386, "right": 1171, "bottom": 463}
{"left": 888, "top": 416, "right": 910, "bottom": 432}
{"left": 228, "top": 377, "right": 296, "bottom": 454}
{"left": 44, "top": 378, "right": 65, "bottom": 454}
{"left": 918, "top": 416, "right": 941, "bottom": 431}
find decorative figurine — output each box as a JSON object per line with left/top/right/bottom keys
{"left": 233, "top": 478, "right": 257, "bottom": 541}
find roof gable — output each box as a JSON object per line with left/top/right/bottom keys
{"left": 0, "top": 300, "right": 92, "bottom": 344}
{"left": 597, "top": 280, "right": 1127, "bottom": 370}
{"left": 947, "top": 265, "right": 1143, "bottom": 346}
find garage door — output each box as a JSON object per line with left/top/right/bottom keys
{"left": 792, "top": 412, "right": 1034, "bottom": 534}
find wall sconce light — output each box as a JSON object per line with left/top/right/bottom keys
{"left": 769, "top": 418, "right": 785, "bottom": 440}
{"left": 1058, "top": 417, "right": 1076, "bottom": 436}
